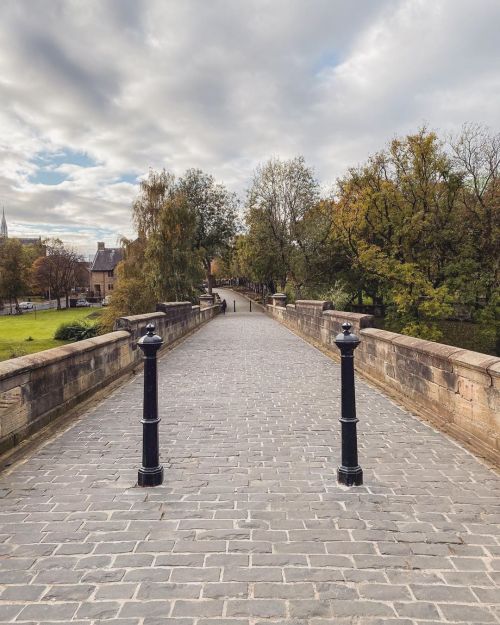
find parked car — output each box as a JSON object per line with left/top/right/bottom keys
{"left": 18, "top": 302, "right": 34, "bottom": 310}
{"left": 101, "top": 296, "right": 111, "bottom": 306}
{"left": 76, "top": 299, "right": 91, "bottom": 307}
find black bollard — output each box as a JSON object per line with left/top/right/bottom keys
{"left": 249, "top": 300, "right": 252, "bottom": 312}
{"left": 233, "top": 300, "right": 236, "bottom": 312}
{"left": 137, "top": 323, "right": 164, "bottom": 487}
{"left": 335, "top": 321, "right": 363, "bottom": 486}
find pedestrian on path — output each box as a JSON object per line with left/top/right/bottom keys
{"left": 221, "top": 299, "right": 227, "bottom": 314}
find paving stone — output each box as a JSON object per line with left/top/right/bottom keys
{"left": 94, "top": 583, "right": 137, "bottom": 599}
{"left": 395, "top": 602, "right": 441, "bottom": 619}
{"left": 0, "top": 584, "right": 46, "bottom": 600}
{"left": 170, "top": 568, "right": 220, "bottom": 583}
{"left": 171, "top": 600, "right": 224, "bottom": 617}
{"left": 120, "top": 601, "right": 172, "bottom": 618}
{"left": 138, "top": 582, "right": 201, "bottom": 600}
{"left": 76, "top": 601, "right": 121, "bottom": 619}
{"left": 0, "top": 605, "right": 22, "bottom": 620}
{"left": 439, "top": 604, "right": 497, "bottom": 622}
{"left": 289, "top": 600, "right": 333, "bottom": 618}
{"left": 410, "top": 583, "right": 477, "bottom": 602}
{"left": 226, "top": 599, "right": 287, "bottom": 618}
{"left": 16, "top": 602, "right": 80, "bottom": 620}
{"left": 223, "top": 567, "right": 283, "bottom": 582}
{"left": 254, "top": 582, "right": 315, "bottom": 599}
{"left": 42, "top": 584, "right": 95, "bottom": 601}
{"left": 202, "top": 583, "right": 248, "bottom": 598}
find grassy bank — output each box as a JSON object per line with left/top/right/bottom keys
{"left": 0, "top": 308, "right": 101, "bottom": 361}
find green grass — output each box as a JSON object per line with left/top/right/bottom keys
{"left": 0, "top": 308, "right": 102, "bottom": 361}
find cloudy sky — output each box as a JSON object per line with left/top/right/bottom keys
{"left": 1, "top": 0, "right": 499, "bottom": 257}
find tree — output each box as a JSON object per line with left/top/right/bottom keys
{"left": 100, "top": 237, "right": 156, "bottom": 329}
{"left": 133, "top": 169, "right": 176, "bottom": 237}
{"left": 449, "top": 124, "right": 500, "bottom": 303}
{"left": 245, "top": 156, "right": 321, "bottom": 294}
{"left": 104, "top": 169, "right": 211, "bottom": 325}
{"left": 145, "top": 192, "right": 204, "bottom": 302}
{"left": 0, "top": 239, "right": 32, "bottom": 312}
{"left": 177, "top": 169, "right": 238, "bottom": 293}
{"left": 449, "top": 124, "right": 500, "bottom": 352}
{"left": 31, "top": 240, "right": 81, "bottom": 309}
{"left": 332, "top": 129, "right": 459, "bottom": 338}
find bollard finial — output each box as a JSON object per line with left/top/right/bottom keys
{"left": 138, "top": 323, "right": 163, "bottom": 349}
{"left": 342, "top": 321, "right": 352, "bottom": 335}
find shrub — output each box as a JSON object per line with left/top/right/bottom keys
{"left": 54, "top": 320, "right": 99, "bottom": 342}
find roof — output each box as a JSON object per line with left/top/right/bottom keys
{"left": 90, "top": 248, "right": 123, "bottom": 272}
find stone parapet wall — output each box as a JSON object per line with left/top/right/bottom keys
{"left": 0, "top": 303, "right": 219, "bottom": 454}
{"left": 268, "top": 302, "right": 499, "bottom": 464}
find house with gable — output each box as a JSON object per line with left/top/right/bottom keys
{"left": 89, "top": 242, "right": 123, "bottom": 298}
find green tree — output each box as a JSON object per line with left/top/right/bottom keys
{"left": 0, "top": 239, "right": 31, "bottom": 311}
{"left": 245, "top": 156, "right": 321, "bottom": 294}
{"left": 145, "top": 192, "right": 204, "bottom": 302}
{"left": 101, "top": 237, "right": 156, "bottom": 330}
{"left": 105, "top": 169, "right": 211, "bottom": 324}
{"left": 177, "top": 169, "right": 238, "bottom": 293}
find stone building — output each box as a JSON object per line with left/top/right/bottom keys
{"left": 89, "top": 242, "right": 123, "bottom": 298}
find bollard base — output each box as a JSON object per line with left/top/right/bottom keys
{"left": 138, "top": 465, "right": 164, "bottom": 487}
{"left": 337, "top": 465, "right": 363, "bottom": 486}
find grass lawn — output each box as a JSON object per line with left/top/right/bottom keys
{"left": 0, "top": 308, "right": 102, "bottom": 361}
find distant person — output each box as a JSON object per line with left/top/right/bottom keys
{"left": 221, "top": 299, "right": 227, "bottom": 315}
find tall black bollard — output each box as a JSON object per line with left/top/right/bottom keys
{"left": 137, "top": 323, "right": 164, "bottom": 487}
{"left": 335, "top": 322, "right": 363, "bottom": 486}
{"left": 233, "top": 300, "right": 236, "bottom": 312}
{"left": 249, "top": 300, "right": 252, "bottom": 312}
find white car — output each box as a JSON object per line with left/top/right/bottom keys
{"left": 18, "top": 302, "right": 34, "bottom": 310}
{"left": 101, "top": 296, "right": 111, "bottom": 306}
{"left": 76, "top": 299, "right": 91, "bottom": 307}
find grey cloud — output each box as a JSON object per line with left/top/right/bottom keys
{"left": 0, "top": 0, "right": 498, "bottom": 255}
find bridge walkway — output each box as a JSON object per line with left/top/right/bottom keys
{"left": 0, "top": 299, "right": 499, "bottom": 624}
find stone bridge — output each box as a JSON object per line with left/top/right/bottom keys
{"left": 0, "top": 288, "right": 499, "bottom": 624}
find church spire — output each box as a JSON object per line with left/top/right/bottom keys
{"left": 0, "top": 208, "right": 7, "bottom": 238}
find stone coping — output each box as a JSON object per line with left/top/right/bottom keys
{"left": 0, "top": 331, "right": 130, "bottom": 380}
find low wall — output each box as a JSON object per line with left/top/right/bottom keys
{"left": 268, "top": 300, "right": 499, "bottom": 464}
{"left": 0, "top": 303, "right": 219, "bottom": 454}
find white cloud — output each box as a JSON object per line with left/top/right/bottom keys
{"left": 0, "top": 0, "right": 498, "bottom": 255}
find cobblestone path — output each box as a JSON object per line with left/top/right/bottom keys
{"left": 0, "top": 300, "right": 499, "bottom": 624}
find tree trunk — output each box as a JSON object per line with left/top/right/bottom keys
{"left": 206, "top": 271, "right": 214, "bottom": 295}
{"left": 56, "top": 297, "right": 61, "bottom": 310}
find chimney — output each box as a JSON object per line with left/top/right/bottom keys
{"left": 97, "top": 242, "right": 105, "bottom": 251}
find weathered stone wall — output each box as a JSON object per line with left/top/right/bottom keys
{"left": 268, "top": 300, "right": 499, "bottom": 464}
{"left": 0, "top": 303, "right": 219, "bottom": 454}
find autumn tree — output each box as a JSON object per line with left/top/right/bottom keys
{"left": 31, "top": 239, "right": 81, "bottom": 309}
{"left": 332, "top": 129, "right": 460, "bottom": 339}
